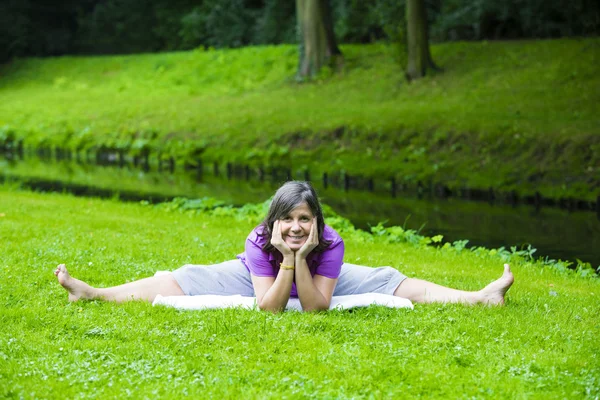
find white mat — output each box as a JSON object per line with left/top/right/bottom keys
{"left": 152, "top": 270, "right": 412, "bottom": 311}
{"left": 152, "top": 292, "right": 413, "bottom": 311}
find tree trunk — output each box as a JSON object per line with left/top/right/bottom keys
{"left": 296, "top": 0, "right": 343, "bottom": 79}
{"left": 405, "top": 0, "right": 437, "bottom": 80}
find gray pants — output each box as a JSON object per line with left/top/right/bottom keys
{"left": 172, "top": 260, "right": 406, "bottom": 297}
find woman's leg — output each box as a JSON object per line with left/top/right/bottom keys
{"left": 171, "top": 260, "right": 255, "bottom": 297}
{"left": 333, "top": 263, "right": 404, "bottom": 296}
{"left": 394, "top": 264, "right": 514, "bottom": 305}
{"left": 54, "top": 264, "right": 184, "bottom": 303}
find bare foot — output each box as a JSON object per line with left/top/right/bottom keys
{"left": 54, "top": 264, "right": 95, "bottom": 302}
{"left": 478, "top": 264, "right": 514, "bottom": 305}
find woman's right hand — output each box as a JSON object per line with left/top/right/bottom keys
{"left": 270, "top": 220, "right": 294, "bottom": 257}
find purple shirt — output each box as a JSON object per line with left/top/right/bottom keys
{"left": 237, "top": 224, "right": 344, "bottom": 297}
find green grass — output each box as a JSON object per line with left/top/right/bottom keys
{"left": 1, "top": 39, "right": 599, "bottom": 200}
{"left": 1, "top": 187, "right": 599, "bottom": 398}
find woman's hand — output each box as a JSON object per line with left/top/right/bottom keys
{"left": 270, "top": 220, "right": 294, "bottom": 258}
{"left": 296, "top": 218, "right": 319, "bottom": 260}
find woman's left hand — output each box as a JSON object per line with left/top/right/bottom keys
{"left": 296, "top": 218, "right": 319, "bottom": 259}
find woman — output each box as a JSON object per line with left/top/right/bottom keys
{"left": 55, "top": 181, "right": 514, "bottom": 312}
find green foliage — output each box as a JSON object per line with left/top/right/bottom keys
{"left": 370, "top": 0, "right": 407, "bottom": 66}
{"left": 254, "top": 0, "right": 297, "bottom": 45}
{"left": 0, "top": 0, "right": 81, "bottom": 62}
{"left": 432, "top": 0, "right": 600, "bottom": 41}
{"left": 153, "top": 1, "right": 200, "bottom": 51}
{"left": 0, "top": 125, "right": 16, "bottom": 143}
{"left": 371, "top": 222, "right": 432, "bottom": 246}
{"left": 431, "top": 234, "right": 443, "bottom": 243}
{"left": 332, "top": 0, "right": 385, "bottom": 43}
{"left": 2, "top": 0, "right": 598, "bottom": 61}
{"left": 201, "top": 0, "right": 261, "bottom": 49}
{"left": 1, "top": 188, "right": 599, "bottom": 398}
{"left": 158, "top": 197, "right": 227, "bottom": 212}
{"left": 575, "top": 260, "right": 599, "bottom": 278}
{"left": 0, "top": 40, "right": 599, "bottom": 200}
{"left": 179, "top": 7, "right": 209, "bottom": 50}
{"left": 0, "top": 1, "right": 29, "bottom": 62}
{"left": 75, "top": 0, "right": 161, "bottom": 54}
{"left": 158, "top": 196, "right": 270, "bottom": 227}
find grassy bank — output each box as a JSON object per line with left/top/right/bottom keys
{"left": 1, "top": 39, "right": 599, "bottom": 200}
{"left": 0, "top": 187, "right": 599, "bottom": 398}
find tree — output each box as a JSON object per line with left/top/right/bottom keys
{"left": 296, "top": 0, "right": 343, "bottom": 79}
{"left": 405, "top": 0, "right": 438, "bottom": 80}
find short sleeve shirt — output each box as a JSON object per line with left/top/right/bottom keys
{"left": 237, "top": 224, "right": 344, "bottom": 297}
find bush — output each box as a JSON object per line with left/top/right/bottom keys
{"left": 253, "top": 0, "right": 297, "bottom": 45}
{"left": 431, "top": 0, "right": 600, "bottom": 41}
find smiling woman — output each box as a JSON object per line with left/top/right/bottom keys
{"left": 55, "top": 181, "right": 515, "bottom": 312}
{"left": 279, "top": 203, "right": 313, "bottom": 251}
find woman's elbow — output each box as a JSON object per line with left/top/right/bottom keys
{"left": 257, "top": 300, "right": 285, "bottom": 313}
{"left": 302, "top": 302, "right": 330, "bottom": 312}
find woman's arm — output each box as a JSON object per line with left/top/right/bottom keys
{"left": 295, "top": 256, "right": 337, "bottom": 311}
{"left": 252, "top": 253, "right": 294, "bottom": 313}
{"left": 294, "top": 219, "right": 338, "bottom": 311}
{"left": 252, "top": 221, "right": 295, "bottom": 313}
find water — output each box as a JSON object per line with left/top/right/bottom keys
{"left": 1, "top": 156, "right": 599, "bottom": 268}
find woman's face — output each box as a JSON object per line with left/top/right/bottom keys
{"left": 278, "top": 202, "right": 315, "bottom": 251}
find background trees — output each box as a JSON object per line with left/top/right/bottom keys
{"left": 296, "top": 0, "right": 343, "bottom": 79}
{"left": 405, "top": 0, "right": 438, "bottom": 80}
{"left": 1, "top": 0, "right": 598, "bottom": 63}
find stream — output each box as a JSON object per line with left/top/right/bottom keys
{"left": 2, "top": 155, "right": 599, "bottom": 268}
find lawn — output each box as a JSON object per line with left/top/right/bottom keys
{"left": 1, "top": 39, "right": 599, "bottom": 200}
{"left": 1, "top": 187, "right": 598, "bottom": 398}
